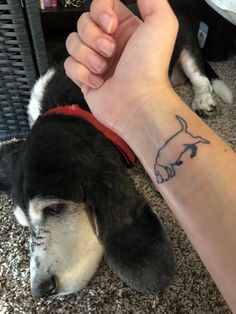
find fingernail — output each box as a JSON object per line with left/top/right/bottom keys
{"left": 88, "top": 55, "right": 106, "bottom": 73}
{"left": 89, "top": 74, "right": 103, "bottom": 88}
{"left": 96, "top": 38, "right": 115, "bottom": 57}
{"left": 99, "top": 13, "right": 113, "bottom": 33}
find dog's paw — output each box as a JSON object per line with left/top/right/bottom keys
{"left": 191, "top": 92, "right": 216, "bottom": 116}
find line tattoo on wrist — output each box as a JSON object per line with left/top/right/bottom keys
{"left": 154, "top": 115, "right": 210, "bottom": 184}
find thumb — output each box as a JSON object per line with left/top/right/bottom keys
{"left": 137, "top": 0, "right": 177, "bottom": 25}
{"left": 137, "top": 0, "right": 179, "bottom": 56}
{"left": 90, "top": 0, "right": 135, "bottom": 34}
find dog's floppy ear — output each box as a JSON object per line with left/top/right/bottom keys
{"left": 86, "top": 174, "right": 174, "bottom": 294}
{"left": 0, "top": 141, "right": 24, "bottom": 194}
{"left": 105, "top": 200, "right": 174, "bottom": 293}
{"left": 104, "top": 198, "right": 174, "bottom": 294}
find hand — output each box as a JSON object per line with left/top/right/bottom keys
{"left": 65, "top": 0, "right": 178, "bottom": 137}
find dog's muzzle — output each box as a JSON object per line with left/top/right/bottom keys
{"left": 31, "top": 274, "right": 57, "bottom": 298}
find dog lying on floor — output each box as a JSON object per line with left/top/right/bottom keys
{"left": 0, "top": 1, "right": 233, "bottom": 299}
{"left": 0, "top": 65, "right": 174, "bottom": 298}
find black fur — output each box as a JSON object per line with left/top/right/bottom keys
{"left": 40, "top": 66, "right": 88, "bottom": 113}
{"left": 0, "top": 141, "right": 25, "bottom": 194}
{"left": 0, "top": 65, "right": 174, "bottom": 294}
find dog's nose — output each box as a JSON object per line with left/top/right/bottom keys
{"left": 31, "top": 275, "right": 57, "bottom": 298}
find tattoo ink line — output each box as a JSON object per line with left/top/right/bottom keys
{"left": 154, "top": 115, "right": 210, "bottom": 184}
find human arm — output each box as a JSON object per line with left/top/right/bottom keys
{"left": 64, "top": 0, "right": 236, "bottom": 311}
{"left": 122, "top": 88, "right": 236, "bottom": 313}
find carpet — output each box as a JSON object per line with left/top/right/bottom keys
{"left": 0, "top": 55, "right": 235, "bottom": 313}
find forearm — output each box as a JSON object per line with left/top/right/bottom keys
{"left": 123, "top": 89, "right": 236, "bottom": 311}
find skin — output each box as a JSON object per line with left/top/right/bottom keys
{"left": 64, "top": 0, "right": 236, "bottom": 311}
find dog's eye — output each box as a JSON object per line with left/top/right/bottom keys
{"left": 43, "top": 204, "right": 64, "bottom": 216}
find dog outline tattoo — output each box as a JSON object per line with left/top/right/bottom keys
{"left": 154, "top": 115, "right": 210, "bottom": 184}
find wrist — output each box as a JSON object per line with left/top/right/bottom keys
{"left": 116, "top": 87, "right": 184, "bottom": 165}
{"left": 116, "top": 87, "right": 213, "bottom": 186}
{"left": 115, "top": 85, "right": 176, "bottom": 138}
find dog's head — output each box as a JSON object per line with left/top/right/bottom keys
{"left": 0, "top": 114, "right": 174, "bottom": 298}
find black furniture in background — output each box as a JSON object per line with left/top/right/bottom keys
{"left": 0, "top": 0, "right": 48, "bottom": 141}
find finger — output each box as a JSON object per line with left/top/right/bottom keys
{"left": 76, "top": 13, "right": 116, "bottom": 58}
{"left": 66, "top": 33, "right": 108, "bottom": 74}
{"left": 90, "top": 0, "right": 134, "bottom": 33}
{"left": 64, "top": 57, "right": 104, "bottom": 89}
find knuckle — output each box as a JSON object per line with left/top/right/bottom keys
{"left": 77, "top": 12, "right": 89, "bottom": 26}
{"left": 69, "top": 68, "right": 79, "bottom": 82}
{"left": 77, "top": 12, "right": 90, "bottom": 38}
{"left": 66, "top": 62, "right": 89, "bottom": 84}
{"left": 68, "top": 64, "right": 88, "bottom": 82}
{"left": 90, "top": 0, "right": 100, "bottom": 13}
{"left": 65, "top": 32, "right": 77, "bottom": 51}
{"left": 90, "top": 0, "right": 96, "bottom": 12}
{"left": 66, "top": 33, "right": 82, "bottom": 58}
{"left": 174, "top": 16, "right": 179, "bottom": 30}
{"left": 171, "top": 14, "right": 179, "bottom": 32}
{"left": 64, "top": 59, "right": 79, "bottom": 82}
{"left": 64, "top": 58, "right": 74, "bottom": 78}
{"left": 64, "top": 57, "right": 69, "bottom": 69}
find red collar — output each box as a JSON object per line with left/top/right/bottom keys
{"left": 44, "top": 105, "right": 136, "bottom": 165}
